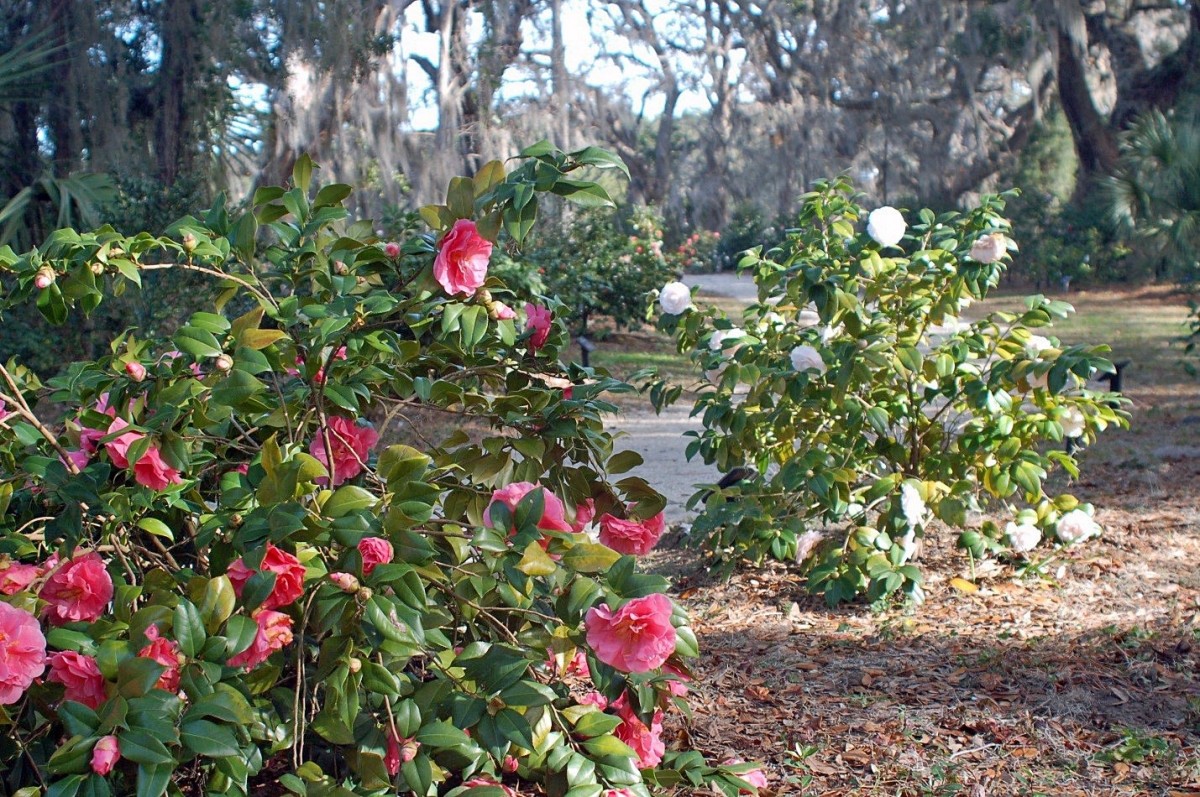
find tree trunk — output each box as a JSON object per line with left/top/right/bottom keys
{"left": 1055, "top": 28, "right": 1119, "bottom": 183}
{"left": 153, "top": 0, "right": 205, "bottom": 186}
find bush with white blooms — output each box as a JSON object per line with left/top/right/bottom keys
{"left": 651, "top": 177, "right": 1127, "bottom": 605}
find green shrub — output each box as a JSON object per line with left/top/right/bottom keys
{"left": 0, "top": 144, "right": 763, "bottom": 796}
{"left": 652, "top": 178, "right": 1127, "bottom": 605}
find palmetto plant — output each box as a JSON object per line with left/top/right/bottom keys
{"left": 1104, "top": 109, "right": 1200, "bottom": 278}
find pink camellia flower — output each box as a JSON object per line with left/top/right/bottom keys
{"left": 571, "top": 499, "right": 596, "bottom": 532}
{"left": 384, "top": 241, "right": 401, "bottom": 259}
{"left": 433, "top": 219, "right": 492, "bottom": 297}
{"left": 63, "top": 449, "right": 91, "bottom": 472}
{"left": 91, "top": 735, "right": 121, "bottom": 776}
{"left": 138, "top": 625, "right": 182, "bottom": 692}
{"left": 579, "top": 691, "right": 608, "bottom": 710}
{"left": 491, "top": 301, "right": 517, "bottom": 320}
{"left": 462, "top": 777, "right": 516, "bottom": 797}
{"left": 611, "top": 692, "right": 665, "bottom": 768}
{"left": 0, "top": 398, "right": 7, "bottom": 421}
{"left": 969, "top": 232, "right": 1007, "bottom": 264}
{"left": 41, "top": 552, "right": 114, "bottom": 626}
{"left": 585, "top": 593, "right": 677, "bottom": 673}
{"left": 358, "top": 537, "right": 394, "bottom": 576}
{"left": 0, "top": 602, "right": 46, "bottom": 704}
{"left": 228, "top": 609, "right": 294, "bottom": 669}
{"left": 525, "top": 303, "right": 553, "bottom": 351}
{"left": 125, "top": 361, "right": 147, "bottom": 381}
{"left": 47, "top": 651, "right": 107, "bottom": 709}
{"left": 226, "top": 543, "right": 307, "bottom": 610}
{"left": 133, "top": 445, "right": 183, "bottom": 491}
{"left": 487, "top": 482, "right": 574, "bottom": 538}
{"left": 598, "top": 511, "right": 666, "bottom": 556}
{"left": 0, "top": 561, "right": 40, "bottom": 595}
{"left": 103, "top": 417, "right": 143, "bottom": 469}
{"left": 662, "top": 661, "right": 692, "bottom": 697}
{"left": 310, "top": 415, "right": 379, "bottom": 486}
{"left": 722, "top": 758, "right": 769, "bottom": 792}
{"left": 605, "top": 791, "right": 639, "bottom": 797}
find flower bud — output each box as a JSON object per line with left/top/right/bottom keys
{"left": 476, "top": 288, "right": 493, "bottom": 305}
{"left": 329, "top": 572, "right": 360, "bottom": 593}
{"left": 502, "top": 755, "right": 518, "bottom": 773}
{"left": 348, "top": 657, "right": 362, "bottom": 673}
{"left": 356, "top": 586, "right": 373, "bottom": 602}
{"left": 90, "top": 262, "right": 106, "bottom": 276}
{"left": 333, "top": 260, "right": 348, "bottom": 275}
{"left": 34, "top": 267, "right": 55, "bottom": 290}
{"left": 125, "top": 361, "right": 147, "bottom": 381}
{"left": 214, "top": 354, "right": 233, "bottom": 372}
{"left": 384, "top": 241, "right": 400, "bottom": 259}
{"left": 181, "top": 233, "right": 197, "bottom": 252}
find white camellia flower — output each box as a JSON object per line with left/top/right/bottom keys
{"left": 794, "top": 531, "right": 824, "bottom": 564}
{"left": 1024, "top": 334, "right": 1053, "bottom": 358}
{"left": 900, "top": 483, "right": 927, "bottom": 528}
{"left": 709, "top": 327, "right": 745, "bottom": 352}
{"left": 789, "top": 344, "right": 826, "bottom": 374}
{"left": 757, "top": 311, "right": 786, "bottom": 332}
{"left": 1056, "top": 508, "right": 1101, "bottom": 544}
{"left": 658, "top": 281, "right": 692, "bottom": 315}
{"left": 898, "top": 529, "right": 919, "bottom": 563}
{"left": 867, "top": 206, "right": 907, "bottom": 247}
{"left": 1060, "top": 406, "right": 1086, "bottom": 438}
{"left": 817, "top": 324, "right": 842, "bottom": 344}
{"left": 1005, "top": 520, "right": 1042, "bottom": 553}
{"left": 969, "top": 232, "right": 1008, "bottom": 264}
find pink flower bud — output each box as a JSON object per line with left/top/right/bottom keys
{"left": 329, "top": 572, "right": 360, "bottom": 592}
{"left": 384, "top": 241, "right": 401, "bottom": 258}
{"left": 91, "top": 735, "right": 120, "bottom": 775}
{"left": 503, "top": 754, "right": 519, "bottom": 773}
{"left": 125, "top": 361, "right": 147, "bottom": 381}
{"left": 181, "top": 233, "right": 197, "bottom": 252}
{"left": 214, "top": 354, "right": 233, "bottom": 372}
{"left": 34, "top": 268, "right": 55, "bottom": 290}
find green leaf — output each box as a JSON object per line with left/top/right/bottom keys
{"left": 136, "top": 517, "right": 174, "bottom": 541}
{"left": 324, "top": 485, "right": 377, "bottom": 518}
{"left": 211, "top": 370, "right": 266, "bottom": 408}
{"left": 415, "top": 720, "right": 472, "bottom": 750}
{"left": 516, "top": 540, "right": 557, "bottom": 576}
{"left": 172, "top": 599, "right": 205, "bottom": 658}
{"left": 447, "top": 177, "right": 476, "bottom": 219}
{"left": 135, "top": 764, "right": 171, "bottom": 797}
{"left": 313, "top": 183, "right": 352, "bottom": 208}
{"left": 181, "top": 719, "right": 240, "bottom": 758}
{"left": 293, "top": 153, "right": 315, "bottom": 193}
{"left": 562, "top": 543, "right": 622, "bottom": 574}
{"left": 550, "top": 178, "right": 615, "bottom": 208}
{"left": 118, "top": 728, "right": 173, "bottom": 765}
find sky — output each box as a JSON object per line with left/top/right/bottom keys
{"left": 398, "top": 0, "right": 713, "bottom": 131}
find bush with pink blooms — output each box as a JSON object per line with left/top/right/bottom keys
{"left": 0, "top": 144, "right": 762, "bottom": 796}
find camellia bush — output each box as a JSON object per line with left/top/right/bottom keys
{"left": 0, "top": 144, "right": 768, "bottom": 796}
{"left": 651, "top": 177, "right": 1128, "bottom": 605}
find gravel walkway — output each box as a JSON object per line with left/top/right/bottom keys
{"left": 607, "top": 272, "right": 754, "bottom": 523}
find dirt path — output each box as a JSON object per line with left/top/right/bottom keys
{"left": 607, "top": 272, "right": 754, "bottom": 523}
